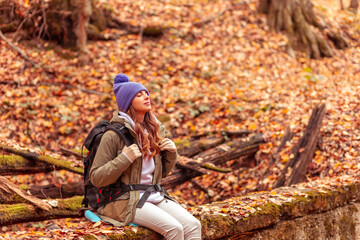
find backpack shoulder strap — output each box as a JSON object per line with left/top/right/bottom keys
{"left": 106, "top": 122, "right": 134, "bottom": 147}
{"left": 83, "top": 120, "right": 110, "bottom": 150}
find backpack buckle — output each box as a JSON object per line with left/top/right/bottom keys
{"left": 154, "top": 184, "right": 161, "bottom": 192}
{"left": 129, "top": 185, "right": 134, "bottom": 191}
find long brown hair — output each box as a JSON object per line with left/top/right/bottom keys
{"left": 127, "top": 106, "right": 162, "bottom": 159}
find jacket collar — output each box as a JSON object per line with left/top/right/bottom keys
{"left": 110, "top": 110, "right": 167, "bottom": 138}
{"left": 110, "top": 110, "right": 134, "bottom": 130}
{"left": 117, "top": 111, "right": 135, "bottom": 128}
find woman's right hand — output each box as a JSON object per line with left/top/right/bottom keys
{"left": 122, "top": 144, "right": 142, "bottom": 162}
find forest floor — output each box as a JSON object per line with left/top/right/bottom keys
{"left": 0, "top": 0, "right": 359, "bottom": 239}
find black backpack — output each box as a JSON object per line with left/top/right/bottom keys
{"left": 82, "top": 120, "right": 134, "bottom": 209}
{"left": 82, "top": 120, "right": 171, "bottom": 210}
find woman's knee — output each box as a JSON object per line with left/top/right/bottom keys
{"left": 173, "top": 221, "right": 185, "bottom": 233}
{"left": 188, "top": 215, "right": 201, "bottom": 229}
{"left": 194, "top": 218, "right": 201, "bottom": 230}
{"left": 183, "top": 216, "right": 202, "bottom": 239}
{"left": 163, "top": 221, "right": 184, "bottom": 239}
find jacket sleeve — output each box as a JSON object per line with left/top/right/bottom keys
{"left": 89, "top": 131, "right": 132, "bottom": 187}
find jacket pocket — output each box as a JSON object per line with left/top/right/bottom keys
{"left": 101, "top": 198, "right": 129, "bottom": 222}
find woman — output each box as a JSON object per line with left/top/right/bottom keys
{"left": 90, "top": 74, "right": 202, "bottom": 240}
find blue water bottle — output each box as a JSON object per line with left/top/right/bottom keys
{"left": 85, "top": 210, "right": 102, "bottom": 222}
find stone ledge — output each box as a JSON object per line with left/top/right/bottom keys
{"left": 89, "top": 178, "right": 360, "bottom": 239}
{"left": 246, "top": 203, "right": 360, "bottom": 240}
{"left": 197, "top": 179, "right": 360, "bottom": 239}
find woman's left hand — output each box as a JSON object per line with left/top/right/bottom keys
{"left": 159, "top": 138, "right": 177, "bottom": 152}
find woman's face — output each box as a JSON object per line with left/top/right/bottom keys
{"left": 131, "top": 90, "right": 152, "bottom": 114}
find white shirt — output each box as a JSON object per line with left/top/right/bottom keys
{"left": 139, "top": 155, "right": 164, "bottom": 203}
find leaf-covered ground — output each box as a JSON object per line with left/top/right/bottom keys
{"left": 0, "top": 0, "right": 359, "bottom": 238}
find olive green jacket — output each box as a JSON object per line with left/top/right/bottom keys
{"left": 89, "top": 110, "right": 177, "bottom": 226}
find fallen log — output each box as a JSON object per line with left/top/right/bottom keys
{"left": 201, "top": 163, "right": 232, "bottom": 173}
{"left": 191, "top": 179, "right": 215, "bottom": 197}
{"left": 274, "top": 126, "right": 295, "bottom": 159}
{"left": 169, "top": 132, "right": 257, "bottom": 158}
{"left": 163, "top": 134, "right": 265, "bottom": 188}
{"left": 0, "top": 182, "right": 84, "bottom": 204}
{"left": 162, "top": 157, "right": 207, "bottom": 189}
{"left": 274, "top": 104, "right": 326, "bottom": 188}
{"left": 0, "top": 196, "right": 83, "bottom": 226}
{"left": 175, "top": 136, "right": 225, "bottom": 157}
{"left": 194, "top": 134, "right": 265, "bottom": 165}
{"left": 59, "top": 146, "right": 83, "bottom": 158}
{"left": 258, "top": 126, "right": 294, "bottom": 191}
{"left": 284, "top": 104, "right": 326, "bottom": 186}
{"left": 0, "top": 176, "right": 51, "bottom": 211}
{"left": 0, "top": 144, "right": 84, "bottom": 175}
{"left": 0, "top": 155, "right": 62, "bottom": 175}
{"left": 190, "top": 130, "right": 251, "bottom": 140}
{"left": 27, "top": 182, "right": 84, "bottom": 200}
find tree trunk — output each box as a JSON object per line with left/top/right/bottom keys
{"left": 258, "top": 0, "right": 348, "bottom": 59}
{"left": 340, "top": 0, "right": 345, "bottom": 10}
{"left": 45, "top": 0, "right": 91, "bottom": 50}
{"left": 72, "top": 0, "right": 92, "bottom": 52}
{"left": 258, "top": 0, "right": 270, "bottom": 14}
{"left": 349, "top": 0, "right": 359, "bottom": 13}
{"left": 0, "top": 1, "right": 18, "bottom": 33}
{"left": 0, "top": 0, "right": 165, "bottom": 49}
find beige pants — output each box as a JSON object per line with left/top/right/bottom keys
{"left": 132, "top": 199, "right": 202, "bottom": 240}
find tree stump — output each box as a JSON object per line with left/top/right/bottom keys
{"left": 258, "top": 0, "right": 348, "bottom": 59}
{"left": 349, "top": 0, "right": 359, "bottom": 13}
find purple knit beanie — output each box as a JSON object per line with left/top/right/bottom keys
{"left": 113, "top": 74, "right": 149, "bottom": 112}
